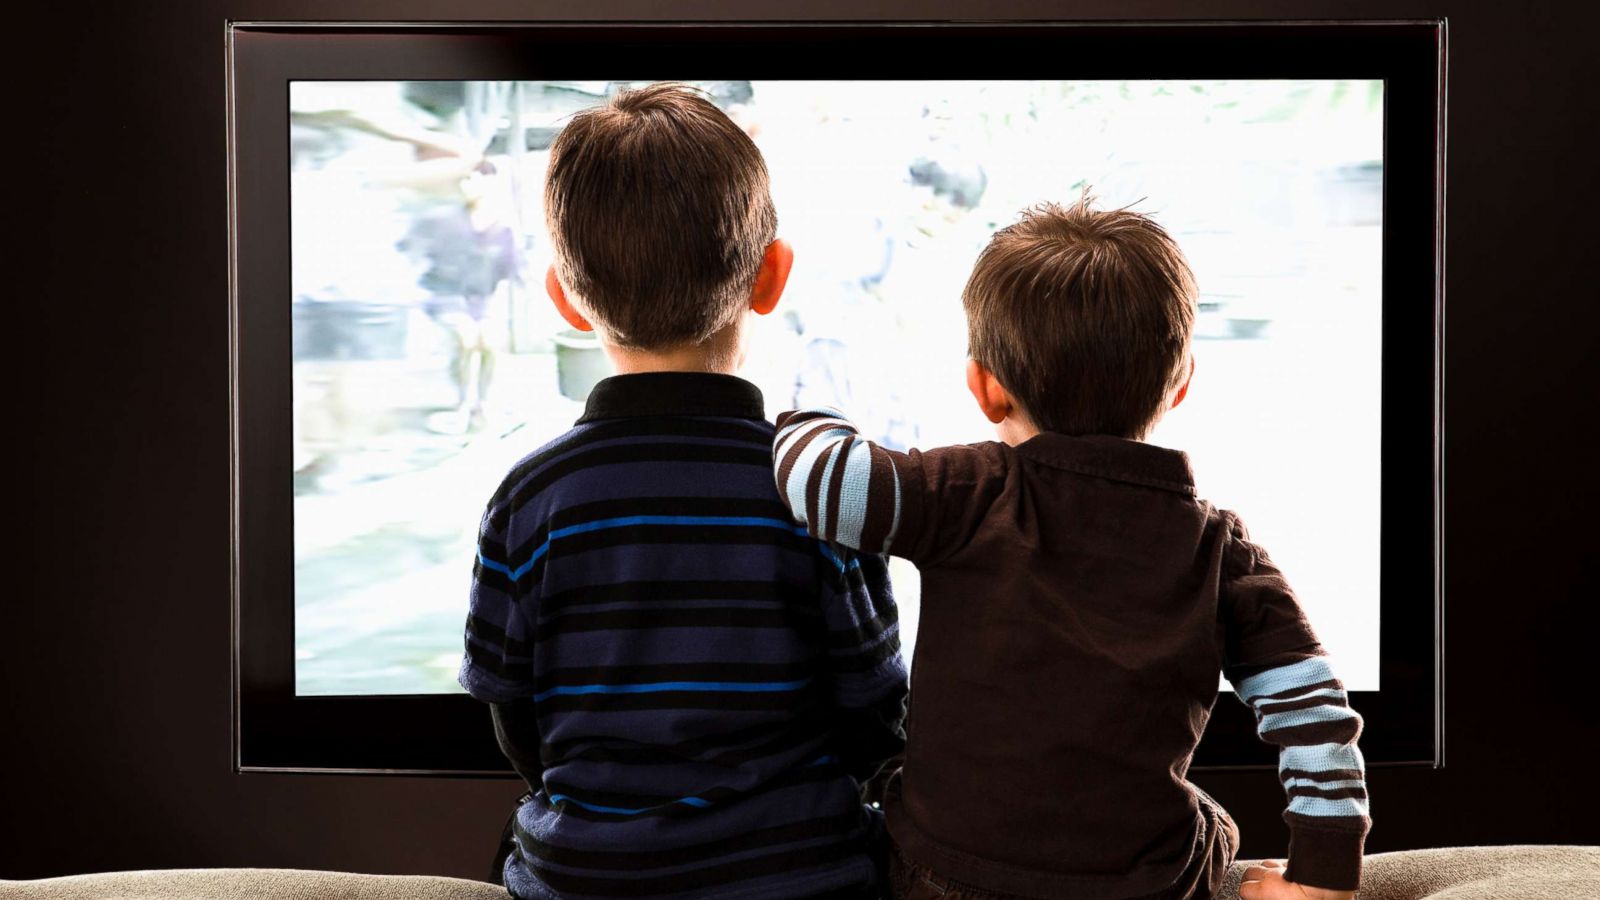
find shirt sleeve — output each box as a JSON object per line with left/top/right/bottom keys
{"left": 816, "top": 548, "right": 909, "bottom": 785}
{"left": 773, "top": 406, "right": 1011, "bottom": 566}
{"left": 1221, "top": 513, "right": 1370, "bottom": 892}
{"left": 458, "top": 500, "right": 539, "bottom": 704}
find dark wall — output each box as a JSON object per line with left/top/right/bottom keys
{"left": 18, "top": 0, "right": 1592, "bottom": 881}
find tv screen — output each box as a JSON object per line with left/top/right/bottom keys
{"left": 231, "top": 22, "right": 1443, "bottom": 773}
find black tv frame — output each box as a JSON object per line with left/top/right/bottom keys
{"left": 229, "top": 20, "right": 1445, "bottom": 774}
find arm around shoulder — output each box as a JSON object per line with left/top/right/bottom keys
{"left": 773, "top": 407, "right": 1011, "bottom": 565}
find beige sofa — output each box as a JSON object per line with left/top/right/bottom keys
{"left": 4, "top": 846, "right": 1597, "bottom": 900}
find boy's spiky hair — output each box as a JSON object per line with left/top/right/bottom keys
{"left": 963, "top": 192, "right": 1197, "bottom": 439}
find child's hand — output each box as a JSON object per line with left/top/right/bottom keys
{"left": 1239, "top": 859, "right": 1355, "bottom": 900}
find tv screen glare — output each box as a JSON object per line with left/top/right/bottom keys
{"left": 288, "top": 78, "right": 1384, "bottom": 696}
{"left": 230, "top": 23, "right": 1442, "bottom": 773}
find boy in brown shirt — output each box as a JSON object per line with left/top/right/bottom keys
{"left": 772, "top": 196, "right": 1368, "bottom": 900}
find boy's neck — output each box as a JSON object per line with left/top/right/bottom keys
{"left": 605, "top": 346, "right": 736, "bottom": 376}
{"left": 995, "top": 411, "right": 1042, "bottom": 447}
{"left": 601, "top": 322, "right": 742, "bottom": 377}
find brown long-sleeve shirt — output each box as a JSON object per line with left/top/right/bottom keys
{"left": 775, "top": 408, "right": 1369, "bottom": 897}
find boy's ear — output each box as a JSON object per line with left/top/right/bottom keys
{"left": 546, "top": 266, "right": 593, "bottom": 332}
{"left": 748, "top": 239, "right": 794, "bottom": 316}
{"left": 1170, "top": 355, "right": 1196, "bottom": 410}
{"left": 966, "top": 359, "right": 1013, "bottom": 425}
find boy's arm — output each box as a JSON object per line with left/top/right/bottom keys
{"left": 819, "top": 549, "right": 909, "bottom": 787}
{"left": 491, "top": 699, "right": 544, "bottom": 790}
{"left": 460, "top": 502, "right": 543, "bottom": 786}
{"left": 1221, "top": 514, "right": 1369, "bottom": 893}
{"left": 774, "top": 406, "right": 1010, "bottom": 565}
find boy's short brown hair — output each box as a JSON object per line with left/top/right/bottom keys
{"left": 544, "top": 83, "right": 777, "bottom": 349}
{"left": 963, "top": 195, "right": 1197, "bottom": 439}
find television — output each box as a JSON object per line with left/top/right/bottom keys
{"left": 229, "top": 20, "right": 1445, "bottom": 773}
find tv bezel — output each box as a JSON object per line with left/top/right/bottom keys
{"left": 229, "top": 19, "right": 1445, "bottom": 775}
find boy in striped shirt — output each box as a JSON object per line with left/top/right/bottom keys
{"left": 774, "top": 197, "right": 1369, "bottom": 900}
{"left": 459, "top": 84, "right": 908, "bottom": 899}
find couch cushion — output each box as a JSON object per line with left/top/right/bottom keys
{"left": 1219, "top": 845, "right": 1600, "bottom": 900}
{"left": 0, "top": 868, "right": 508, "bottom": 899}
{"left": 6, "top": 845, "right": 1597, "bottom": 900}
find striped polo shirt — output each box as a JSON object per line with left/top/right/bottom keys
{"left": 460, "top": 373, "right": 908, "bottom": 900}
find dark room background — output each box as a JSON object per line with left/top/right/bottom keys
{"left": 15, "top": 0, "right": 1594, "bottom": 881}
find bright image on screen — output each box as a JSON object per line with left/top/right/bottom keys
{"left": 289, "top": 79, "right": 1383, "bottom": 696}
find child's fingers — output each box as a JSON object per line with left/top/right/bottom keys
{"left": 1240, "top": 864, "right": 1292, "bottom": 900}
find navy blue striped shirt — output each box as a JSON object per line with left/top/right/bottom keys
{"left": 460, "top": 373, "right": 908, "bottom": 900}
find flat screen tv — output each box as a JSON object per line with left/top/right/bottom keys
{"left": 229, "top": 20, "right": 1445, "bottom": 773}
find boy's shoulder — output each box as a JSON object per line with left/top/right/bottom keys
{"left": 480, "top": 420, "right": 607, "bottom": 531}
{"left": 482, "top": 414, "right": 779, "bottom": 538}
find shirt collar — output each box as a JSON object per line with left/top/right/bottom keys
{"left": 577, "top": 372, "right": 767, "bottom": 423}
{"left": 1013, "top": 432, "right": 1197, "bottom": 495}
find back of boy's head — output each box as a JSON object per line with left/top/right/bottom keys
{"left": 544, "top": 83, "right": 777, "bottom": 349}
{"left": 963, "top": 194, "right": 1197, "bottom": 440}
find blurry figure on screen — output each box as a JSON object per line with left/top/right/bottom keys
{"left": 784, "top": 205, "right": 907, "bottom": 447}
{"left": 457, "top": 83, "right": 908, "bottom": 900}
{"left": 775, "top": 194, "right": 1370, "bottom": 900}
{"left": 397, "top": 160, "right": 520, "bottom": 433}
{"left": 785, "top": 150, "right": 990, "bottom": 452}
{"left": 884, "top": 149, "right": 995, "bottom": 444}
